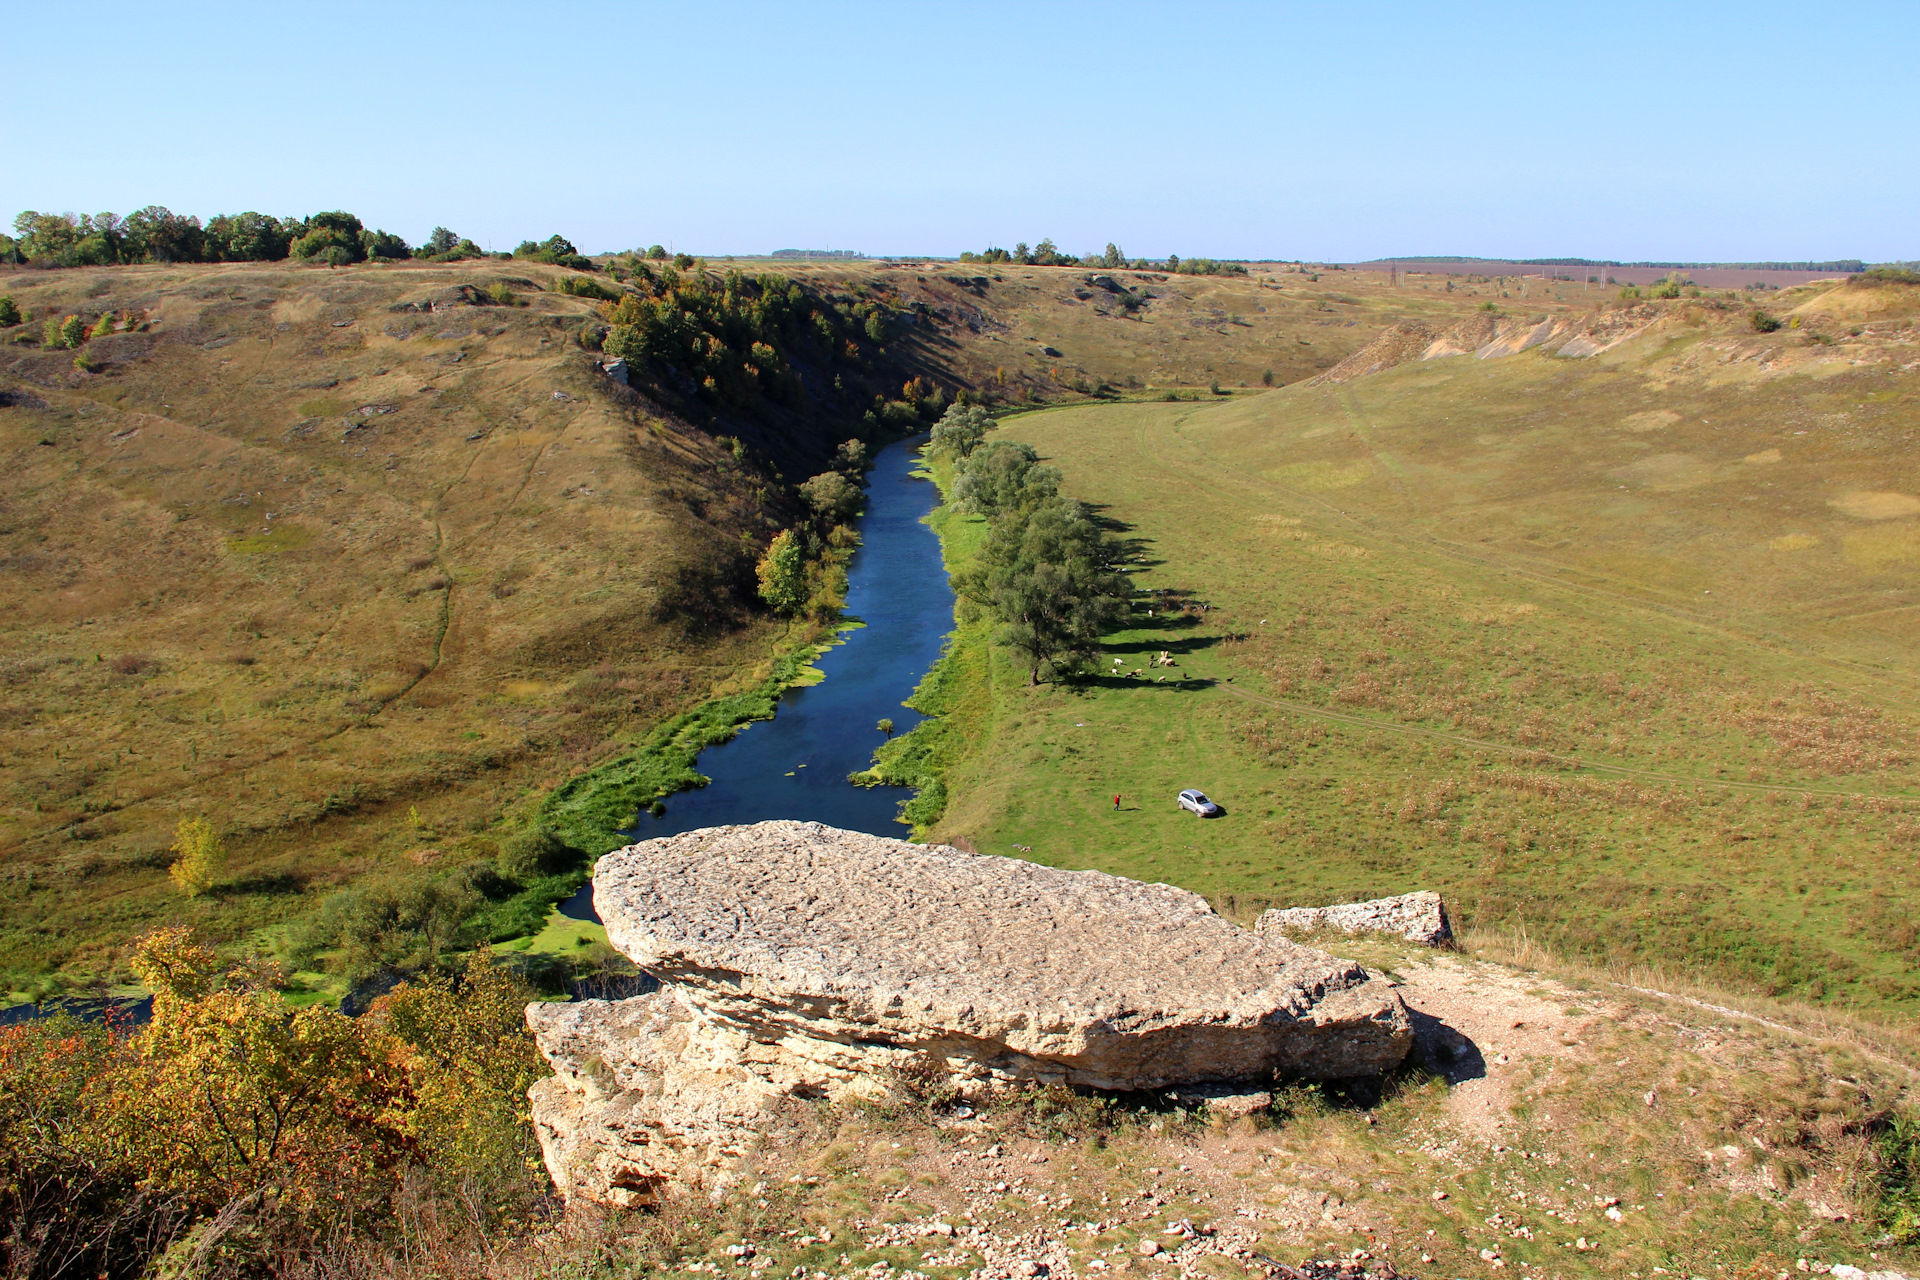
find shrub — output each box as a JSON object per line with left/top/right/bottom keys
{"left": 44, "top": 314, "right": 86, "bottom": 348}
{"left": 499, "top": 827, "right": 578, "bottom": 880}
{"left": 511, "top": 235, "right": 592, "bottom": 270}
{"left": 0, "top": 296, "right": 18, "bottom": 327}
{"left": 1876, "top": 1108, "right": 1920, "bottom": 1244}
{"left": 1849, "top": 267, "right": 1920, "bottom": 287}
{"left": 0, "top": 929, "right": 548, "bottom": 1277}
{"left": 1751, "top": 309, "right": 1782, "bottom": 332}
{"left": 285, "top": 874, "right": 483, "bottom": 984}
{"left": 555, "top": 274, "right": 618, "bottom": 300}
{"left": 485, "top": 281, "right": 517, "bottom": 306}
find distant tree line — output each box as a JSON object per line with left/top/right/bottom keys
{"left": 1390, "top": 256, "right": 1873, "bottom": 272}
{"left": 958, "top": 239, "right": 1246, "bottom": 276}
{"left": 932, "top": 406, "right": 1132, "bottom": 684}
{"left": 0, "top": 208, "right": 611, "bottom": 271}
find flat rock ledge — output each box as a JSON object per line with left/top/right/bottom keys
{"left": 1254, "top": 891, "right": 1453, "bottom": 948}
{"left": 528, "top": 821, "right": 1411, "bottom": 1206}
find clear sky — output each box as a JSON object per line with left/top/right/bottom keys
{"left": 4, "top": 0, "right": 1913, "bottom": 263}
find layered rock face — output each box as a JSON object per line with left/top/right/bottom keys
{"left": 528, "top": 821, "right": 1411, "bottom": 1205}
{"left": 1255, "top": 891, "right": 1453, "bottom": 947}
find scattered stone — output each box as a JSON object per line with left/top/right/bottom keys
{"left": 529, "top": 821, "right": 1410, "bottom": 1206}
{"left": 1165, "top": 1084, "right": 1274, "bottom": 1118}
{"left": 1137, "top": 1239, "right": 1164, "bottom": 1257}
{"left": 1255, "top": 891, "right": 1453, "bottom": 947}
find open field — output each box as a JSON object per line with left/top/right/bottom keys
{"left": 909, "top": 276, "right": 1920, "bottom": 1011}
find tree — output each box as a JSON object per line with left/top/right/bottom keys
{"left": 204, "top": 211, "right": 292, "bottom": 261}
{"left": 950, "top": 439, "right": 1057, "bottom": 518}
{"left": 422, "top": 225, "right": 459, "bottom": 256}
{"left": 125, "top": 206, "right": 205, "bottom": 263}
{"left": 756, "top": 530, "right": 807, "bottom": 615}
{"left": 799, "top": 470, "right": 863, "bottom": 527}
{"left": 647, "top": 244, "right": 668, "bottom": 259}
{"left": 1031, "top": 238, "right": 1075, "bottom": 266}
{"left": 929, "top": 403, "right": 994, "bottom": 459}
{"left": 359, "top": 227, "right": 411, "bottom": 260}
{"left": 291, "top": 210, "right": 365, "bottom": 263}
{"left": 168, "top": 816, "right": 225, "bottom": 898}
{"left": 0, "top": 296, "right": 18, "bottom": 327}
{"left": 877, "top": 718, "right": 895, "bottom": 738}
{"left": 834, "top": 438, "right": 868, "bottom": 473}
{"left": 1013, "top": 242, "right": 1031, "bottom": 264}
{"left": 1101, "top": 243, "right": 1125, "bottom": 269}
{"left": 863, "top": 310, "right": 888, "bottom": 343}
{"left": 959, "top": 495, "right": 1130, "bottom": 684}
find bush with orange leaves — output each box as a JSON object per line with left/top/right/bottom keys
{"left": 0, "top": 927, "right": 547, "bottom": 1278}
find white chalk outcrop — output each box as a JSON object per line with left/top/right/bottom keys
{"left": 1254, "top": 890, "right": 1453, "bottom": 948}
{"left": 526, "top": 821, "right": 1413, "bottom": 1205}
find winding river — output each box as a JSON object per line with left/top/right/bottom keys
{"left": 561, "top": 435, "right": 952, "bottom": 923}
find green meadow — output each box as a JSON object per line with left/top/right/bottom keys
{"left": 903, "top": 285, "right": 1920, "bottom": 1011}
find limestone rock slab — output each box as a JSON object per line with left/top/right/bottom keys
{"left": 1254, "top": 890, "right": 1453, "bottom": 947}
{"left": 528, "top": 821, "right": 1413, "bottom": 1204}
{"left": 591, "top": 821, "right": 1410, "bottom": 1088}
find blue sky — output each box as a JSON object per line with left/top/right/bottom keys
{"left": 4, "top": 1, "right": 1913, "bottom": 262}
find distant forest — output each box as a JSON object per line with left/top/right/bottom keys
{"left": 958, "top": 240, "right": 1248, "bottom": 276}
{"left": 0, "top": 208, "right": 605, "bottom": 271}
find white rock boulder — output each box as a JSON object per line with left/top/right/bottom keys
{"left": 528, "top": 821, "right": 1412, "bottom": 1204}
{"left": 1254, "top": 890, "right": 1453, "bottom": 947}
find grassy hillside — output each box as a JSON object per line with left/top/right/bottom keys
{"left": 0, "top": 258, "right": 813, "bottom": 997}
{"left": 909, "top": 276, "right": 1920, "bottom": 1011}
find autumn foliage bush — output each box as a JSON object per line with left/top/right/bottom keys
{"left": 0, "top": 928, "right": 548, "bottom": 1278}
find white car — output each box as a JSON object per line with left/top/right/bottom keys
{"left": 1176, "top": 789, "right": 1221, "bottom": 817}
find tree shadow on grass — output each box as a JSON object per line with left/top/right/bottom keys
{"left": 223, "top": 871, "right": 307, "bottom": 897}
{"left": 1071, "top": 674, "right": 1219, "bottom": 693}
{"left": 1102, "top": 633, "right": 1219, "bottom": 657}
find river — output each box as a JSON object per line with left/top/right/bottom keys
{"left": 560, "top": 435, "right": 952, "bottom": 923}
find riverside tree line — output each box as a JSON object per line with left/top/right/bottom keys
{"left": 931, "top": 405, "right": 1133, "bottom": 684}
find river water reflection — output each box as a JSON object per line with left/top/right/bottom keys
{"left": 561, "top": 436, "right": 951, "bottom": 922}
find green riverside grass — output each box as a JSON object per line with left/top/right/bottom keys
{"left": 891, "top": 360, "right": 1920, "bottom": 1014}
